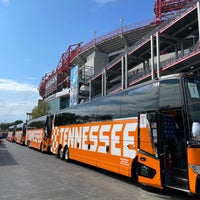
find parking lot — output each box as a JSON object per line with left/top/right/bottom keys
{"left": 0, "top": 140, "right": 199, "bottom": 200}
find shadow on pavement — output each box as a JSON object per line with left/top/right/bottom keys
{"left": 0, "top": 142, "right": 18, "bottom": 166}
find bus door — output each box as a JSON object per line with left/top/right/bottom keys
{"left": 159, "top": 109, "right": 189, "bottom": 191}
{"left": 137, "top": 111, "right": 163, "bottom": 189}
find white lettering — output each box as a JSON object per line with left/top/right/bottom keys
{"left": 98, "top": 125, "right": 111, "bottom": 153}
{"left": 89, "top": 125, "right": 99, "bottom": 152}
{"left": 68, "top": 127, "right": 75, "bottom": 148}
{"left": 59, "top": 128, "right": 65, "bottom": 146}
{"left": 75, "top": 127, "right": 82, "bottom": 148}
{"left": 123, "top": 123, "right": 137, "bottom": 158}
{"left": 63, "top": 128, "right": 69, "bottom": 147}
{"left": 111, "top": 124, "right": 122, "bottom": 156}
{"left": 82, "top": 126, "right": 89, "bottom": 150}
{"left": 53, "top": 122, "right": 138, "bottom": 158}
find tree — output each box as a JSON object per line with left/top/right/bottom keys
{"left": 0, "top": 120, "right": 23, "bottom": 131}
{"left": 31, "top": 101, "right": 51, "bottom": 119}
{"left": 13, "top": 120, "right": 23, "bottom": 125}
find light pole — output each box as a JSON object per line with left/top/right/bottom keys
{"left": 94, "top": 31, "right": 97, "bottom": 44}
{"left": 120, "top": 18, "right": 124, "bottom": 33}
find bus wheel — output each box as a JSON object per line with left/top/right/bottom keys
{"left": 27, "top": 141, "right": 30, "bottom": 148}
{"left": 40, "top": 143, "right": 44, "bottom": 153}
{"left": 64, "top": 146, "right": 70, "bottom": 162}
{"left": 59, "top": 148, "right": 64, "bottom": 160}
{"left": 131, "top": 158, "right": 138, "bottom": 182}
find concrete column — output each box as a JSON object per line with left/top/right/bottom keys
{"left": 121, "top": 55, "right": 124, "bottom": 89}
{"left": 197, "top": 1, "right": 200, "bottom": 43}
{"left": 180, "top": 42, "right": 184, "bottom": 57}
{"left": 101, "top": 71, "right": 104, "bottom": 96}
{"left": 104, "top": 69, "right": 107, "bottom": 96}
{"left": 156, "top": 32, "right": 160, "bottom": 78}
{"left": 143, "top": 61, "right": 145, "bottom": 74}
{"left": 124, "top": 50, "right": 128, "bottom": 89}
{"left": 147, "top": 60, "right": 149, "bottom": 72}
{"left": 175, "top": 44, "right": 178, "bottom": 60}
{"left": 89, "top": 80, "right": 92, "bottom": 101}
{"left": 150, "top": 35, "right": 154, "bottom": 79}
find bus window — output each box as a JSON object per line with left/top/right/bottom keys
{"left": 139, "top": 112, "right": 158, "bottom": 156}
{"left": 81, "top": 101, "right": 99, "bottom": 122}
{"left": 45, "top": 115, "right": 53, "bottom": 138}
{"left": 148, "top": 112, "right": 158, "bottom": 149}
{"left": 97, "top": 94, "right": 121, "bottom": 120}
{"left": 185, "top": 77, "right": 200, "bottom": 141}
{"left": 121, "top": 84, "right": 158, "bottom": 118}
{"left": 54, "top": 112, "right": 77, "bottom": 126}
{"left": 159, "top": 79, "right": 182, "bottom": 109}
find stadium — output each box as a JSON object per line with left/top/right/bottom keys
{"left": 38, "top": 0, "right": 200, "bottom": 113}
{"left": 6, "top": 1, "right": 200, "bottom": 195}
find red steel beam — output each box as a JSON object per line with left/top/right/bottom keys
{"left": 154, "top": 0, "right": 196, "bottom": 25}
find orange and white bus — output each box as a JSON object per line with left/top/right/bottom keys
{"left": 7, "top": 125, "right": 16, "bottom": 142}
{"left": 14, "top": 122, "right": 27, "bottom": 145}
{"left": 26, "top": 115, "right": 53, "bottom": 153}
{"left": 50, "top": 73, "right": 200, "bottom": 195}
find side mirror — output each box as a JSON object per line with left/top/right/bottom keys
{"left": 192, "top": 122, "right": 200, "bottom": 137}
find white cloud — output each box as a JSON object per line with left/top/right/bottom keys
{"left": 0, "top": 78, "right": 37, "bottom": 92}
{"left": 0, "top": 79, "right": 40, "bottom": 123}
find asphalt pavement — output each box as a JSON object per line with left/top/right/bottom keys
{"left": 0, "top": 140, "right": 199, "bottom": 200}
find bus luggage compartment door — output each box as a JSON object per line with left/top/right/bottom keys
{"left": 137, "top": 112, "right": 162, "bottom": 189}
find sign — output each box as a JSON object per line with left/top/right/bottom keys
{"left": 45, "top": 75, "right": 57, "bottom": 97}
{"left": 70, "top": 65, "right": 79, "bottom": 106}
{"left": 140, "top": 114, "right": 147, "bottom": 128}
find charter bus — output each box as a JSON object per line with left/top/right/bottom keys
{"left": 50, "top": 73, "right": 200, "bottom": 195}
{"left": 26, "top": 115, "right": 53, "bottom": 153}
{"left": 7, "top": 125, "right": 16, "bottom": 142}
{"left": 14, "top": 122, "right": 27, "bottom": 145}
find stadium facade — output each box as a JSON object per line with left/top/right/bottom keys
{"left": 38, "top": 0, "right": 200, "bottom": 113}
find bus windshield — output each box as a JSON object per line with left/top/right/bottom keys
{"left": 186, "top": 76, "right": 200, "bottom": 141}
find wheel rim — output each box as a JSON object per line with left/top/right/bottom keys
{"left": 65, "top": 148, "right": 69, "bottom": 160}
{"left": 59, "top": 148, "right": 63, "bottom": 159}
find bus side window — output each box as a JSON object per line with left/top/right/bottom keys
{"left": 140, "top": 112, "right": 158, "bottom": 156}
{"left": 148, "top": 113, "right": 158, "bottom": 150}
{"left": 151, "top": 121, "right": 158, "bottom": 146}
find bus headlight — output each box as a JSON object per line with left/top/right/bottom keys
{"left": 192, "top": 122, "right": 200, "bottom": 138}
{"left": 190, "top": 164, "right": 200, "bottom": 175}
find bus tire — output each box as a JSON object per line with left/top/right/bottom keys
{"left": 40, "top": 143, "right": 44, "bottom": 153}
{"left": 58, "top": 145, "right": 64, "bottom": 160}
{"left": 27, "top": 141, "right": 30, "bottom": 148}
{"left": 63, "top": 146, "right": 70, "bottom": 162}
{"left": 131, "top": 157, "right": 138, "bottom": 182}
{"left": 47, "top": 146, "right": 51, "bottom": 154}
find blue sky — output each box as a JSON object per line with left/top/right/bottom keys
{"left": 0, "top": 0, "right": 155, "bottom": 123}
